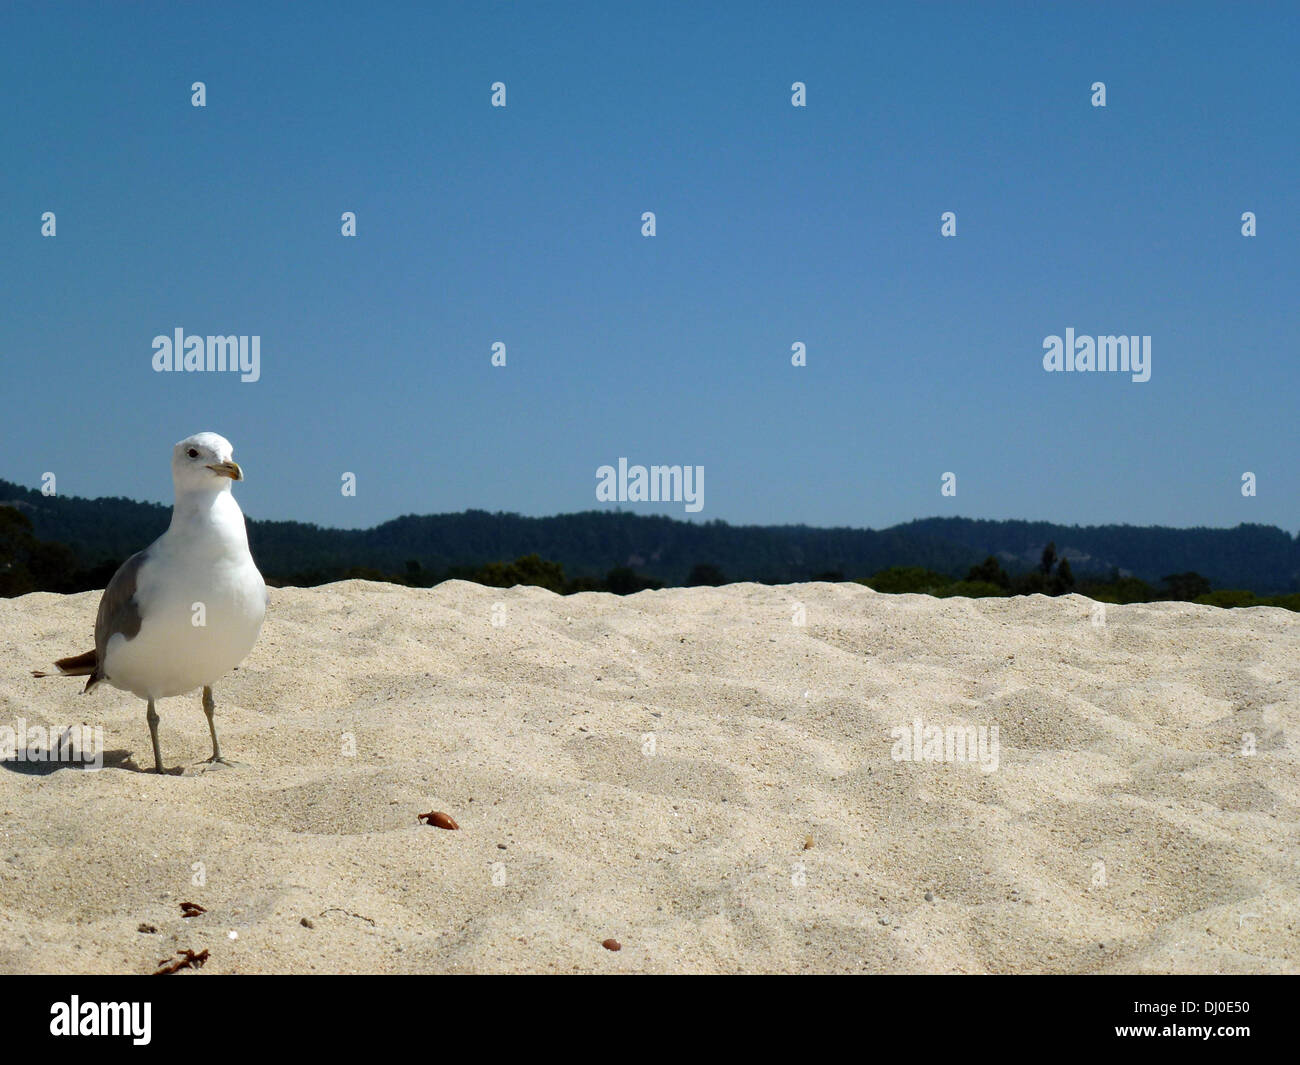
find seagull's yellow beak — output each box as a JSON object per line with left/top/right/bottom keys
{"left": 206, "top": 461, "right": 243, "bottom": 481}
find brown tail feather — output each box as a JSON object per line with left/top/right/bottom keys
{"left": 31, "top": 649, "right": 98, "bottom": 679}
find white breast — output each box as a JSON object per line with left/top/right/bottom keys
{"left": 102, "top": 494, "right": 267, "bottom": 700}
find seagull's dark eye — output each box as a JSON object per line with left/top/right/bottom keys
{"left": 187, "top": 448, "right": 199, "bottom": 458}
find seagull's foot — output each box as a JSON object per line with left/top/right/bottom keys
{"left": 198, "top": 755, "right": 247, "bottom": 771}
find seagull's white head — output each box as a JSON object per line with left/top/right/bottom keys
{"left": 172, "top": 432, "right": 243, "bottom": 495}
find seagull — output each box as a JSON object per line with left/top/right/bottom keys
{"left": 35, "top": 433, "right": 268, "bottom": 773}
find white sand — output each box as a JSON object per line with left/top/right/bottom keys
{"left": 2, "top": 580, "right": 1297, "bottom": 973}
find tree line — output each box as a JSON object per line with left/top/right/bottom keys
{"left": 2, "top": 495, "right": 1297, "bottom": 612}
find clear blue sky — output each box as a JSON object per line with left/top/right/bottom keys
{"left": 2, "top": 1, "right": 1296, "bottom": 532}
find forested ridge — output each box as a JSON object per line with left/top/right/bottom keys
{"left": 2, "top": 478, "right": 1297, "bottom": 607}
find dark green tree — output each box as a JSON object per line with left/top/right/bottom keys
{"left": 966, "top": 555, "right": 1011, "bottom": 589}
{"left": 0, "top": 506, "right": 80, "bottom": 595}
{"left": 472, "top": 554, "right": 567, "bottom": 594}
{"left": 861, "top": 567, "right": 953, "bottom": 594}
{"left": 1051, "top": 557, "right": 1075, "bottom": 595}
{"left": 605, "top": 567, "right": 663, "bottom": 595}
{"left": 1160, "top": 572, "right": 1212, "bottom": 601}
{"left": 1039, "top": 541, "right": 1057, "bottom": 575}
{"left": 685, "top": 563, "right": 726, "bottom": 586}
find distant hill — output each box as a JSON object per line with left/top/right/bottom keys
{"left": 896, "top": 516, "right": 1300, "bottom": 596}
{"left": 1, "top": 478, "right": 1297, "bottom": 594}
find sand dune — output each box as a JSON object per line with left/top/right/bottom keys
{"left": 1, "top": 580, "right": 1296, "bottom": 973}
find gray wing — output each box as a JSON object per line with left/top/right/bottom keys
{"left": 87, "top": 549, "right": 151, "bottom": 689}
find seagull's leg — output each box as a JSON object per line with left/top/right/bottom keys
{"left": 202, "top": 685, "right": 236, "bottom": 766}
{"left": 146, "top": 699, "right": 164, "bottom": 774}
